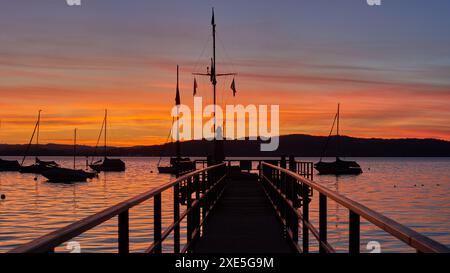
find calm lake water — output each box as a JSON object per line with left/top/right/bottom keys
{"left": 0, "top": 157, "right": 449, "bottom": 253}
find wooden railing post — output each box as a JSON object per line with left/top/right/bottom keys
{"left": 118, "top": 209, "right": 129, "bottom": 254}
{"left": 186, "top": 178, "right": 193, "bottom": 246}
{"left": 173, "top": 183, "right": 180, "bottom": 253}
{"left": 201, "top": 171, "right": 208, "bottom": 218}
{"left": 349, "top": 210, "right": 360, "bottom": 253}
{"left": 153, "top": 194, "right": 162, "bottom": 253}
{"left": 319, "top": 193, "right": 327, "bottom": 253}
{"left": 302, "top": 184, "right": 310, "bottom": 253}
{"left": 194, "top": 174, "right": 201, "bottom": 241}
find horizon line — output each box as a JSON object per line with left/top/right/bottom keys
{"left": 0, "top": 133, "right": 449, "bottom": 148}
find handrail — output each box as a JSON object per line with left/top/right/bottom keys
{"left": 261, "top": 162, "right": 450, "bottom": 253}
{"left": 9, "top": 162, "right": 227, "bottom": 253}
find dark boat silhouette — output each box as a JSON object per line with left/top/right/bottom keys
{"left": 315, "top": 158, "right": 362, "bottom": 175}
{"left": 90, "top": 157, "right": 125, "bottom": 172}
{"left": 89, "top": 110, "right": 126, "bottom": 172}
{"left": 157, "top": 66, "right": 195, "bottom": 175}
{"left": 158, "top": 157, "right": 196, "bottom": 174}
{"left": 0, "top": 120, "right": 21, "bottom": 171}
{"left": 0, "top": 158, "right": 21, "bottom": 172}
{"left": 20, "top": 110, "right": 61, "bottom": 174}
{"left": 315, "top": 104, "right": 362, "bottom": 175}
{"left": 43, "top": 168, "right": 96, "bottom": 182}
{"left": 20, "top": 158, "right": 59, "bottom": 174}
{"left": 42, "top": 129, "right": 97, "bottom": 182}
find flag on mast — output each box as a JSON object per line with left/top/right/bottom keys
{"left": 231, "top": 78, "right": 237, "bottom": 97}
{"left": 175, "top": 66, "right": 181, "bottom": 105}
{"left": 193, "top": 78, "right": 198, "bottom": 96}
{"left": 175, "top": 86, "right": 181, "bottom": 105}
{"left": 210, "top": 58, "right": 215, "bottom": 83}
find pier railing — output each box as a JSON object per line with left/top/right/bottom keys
{"left": 260, "top": 162, "right": 450, "bottom": 253}
{"left": 195, "top": 159, "right": 313, "bottom": 178}
{"left": 9, "top": 163, "right": 227, "bottom": 253}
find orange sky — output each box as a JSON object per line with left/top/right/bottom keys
{"left": 1, "top": 1, "right": 450, "bottom": 146}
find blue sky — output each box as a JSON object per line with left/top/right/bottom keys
{"left": 0, "top": 0, "right": 449, "bottom": 145}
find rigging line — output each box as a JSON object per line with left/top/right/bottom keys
{"left": 217, "top": 31, "right": 237, "bottom": 75}
{"left": 21, "top": 118, "right": 40, "bottom": 166}
{"left": 157, "top": 117, "right": 174, "bottom": 167}
{"left": 192, "top": 35, "right": 212, "bottom": 74}
{"left": 319, "top": 112, "right": 338, "bottom": 161}
{"left": 91, "top": 116, "right": 105, "bottom": 164}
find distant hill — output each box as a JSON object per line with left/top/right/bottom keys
{"left": 1, "top": 134, "right": 450, "bottom": 157}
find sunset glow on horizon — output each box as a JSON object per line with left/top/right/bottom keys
{"left": 1, "top": 0, "right": 450, "bottom": 147}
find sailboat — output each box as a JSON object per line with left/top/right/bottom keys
{"left": 0, "top": 120, "right": 21, "bottom": 171}
{"left": 42, "top": 129, "right": 96, "bottom": 183}
{"left": 314, "top": 104, "right": 362, "bottom": 175}
{"left": 20, "top": 110, "right": 60, "bottom": 174}
{"left": 0, "top": 159, "right": 20, "bottom": 172}
{"left": 89, "top": 110, "right": 125, "bottom": 172}
{"left": 157, "top": 66, "right": 195, "bottom": 175}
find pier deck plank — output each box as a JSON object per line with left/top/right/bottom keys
{"left": 193, "top": 172, "right": 293, "bottom": 253}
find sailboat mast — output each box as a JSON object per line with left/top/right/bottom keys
{"left": 104, "top": 109, "right": 107, "bottom": 158}
{"left": 36, "top": 110, "right": 41, "bottom": 148}
{"left": 212, "top": 8, "right": 217, "bottom": 136}
{"left": 176, "top": 65, "right": 181, "bottom": 162}
{"left": 337, "top": 103, "right": 340, "bottom": 136}
{"left": 21, "top": 110, "right": 41, "bottom": 165}
{"left": 336, "top": 103, "right": 340, "bottom": 159}
{"left": 74, "top": 128, "right": 77, "bottom": 169}
{"left": 36, "top": 110, "right": 41, "bottom": 160}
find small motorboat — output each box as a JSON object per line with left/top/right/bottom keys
{"left": 158, "top": 157, "right": 196, "bottom": 174}
{"left": 20, "top": 158, "right": 59, "bottom": 174}
{"left": 0, "top": 158, "right": 21, "bottom": 172}
{"left": 42, "top": 168, "right": 96, "bottom": 183}
{"left": 315, "top": 158, "right": 362, "bottom": 175}
{"left": 315, "top": 104, "right": 362, "bottom": 175}
{"left": 90, "top": 157, "right": 125, "bottom": 172}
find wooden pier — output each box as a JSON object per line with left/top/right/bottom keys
{"left": 193, "top": 171, "right": 292, "bottom": 253}
{"left": 8, "top": 158, "right": 450, "bottom": 253}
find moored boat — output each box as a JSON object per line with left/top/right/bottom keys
{"left": 20, "top": 111, "right": 61, "bottom": 174}
{"left": 0, "top": 120, "right": 21, "bottom": 172}
{"left": 157, "top": 66, "right": 195, "bottom": 175}
{"left": 315, "top": 104, "right": 362, "bottom": 175}
{"left": 20, "top": 157, "right": 59, "bottom": 174}
{"left": 89, "top": 110, "right": 126, "bottom": 172}
{"left": 90, "top": 157, "right": 125, "bottom": 172}
{"left": 42, "top": 168, "right": 96, "bottom": 182}
{"left": 42, "top": 129, "right": 97, "bottom": 182}
{"left": 0, "top": 158, "right": 21, "bottom": 172}
{"left": 314, "top": 158, "right": 362, "bottom": 175}
{"left": 158, "top": 157, "right": 196, "bottom": 174}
